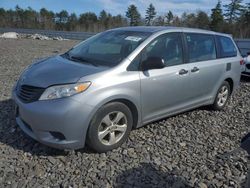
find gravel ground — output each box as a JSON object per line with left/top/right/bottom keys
{"left": 0, "top": 38, "right": 249, "bottom": 188}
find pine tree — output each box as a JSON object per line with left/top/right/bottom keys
{"left": 79, "top": 12, "right": 98, "bottom": 32}
{"left": 15, "top": 5, "right": 24, "bottom": 27}
{"left": 238, "top": 3, "right": 250, "bottom": 38}
{"left": 0, "top": 8, "right": 6, "bottom": 27}
{"left": 242, "top": 3, "right": 250, "bottom": 24}
{"left": 224, "top": 0, "right": 244, "bottom": 23}
{"left": 165, "top": 11, "right": 174, "bottom": 25}
{"left": 145, "top": 3, "right": 156, "bottom": 26}
{"left": 196, "top": 11, "right": 210, "bottom": 29}
{"left": 67, "top": 13, "right": 78, "bottom": 31}
{"left": 154, "top": 16, "right": 165, "bottom": 26}
{"left": 210, "top": 0, "right": 224, "bottom": 31}
{"left": 99, "top": 10, "right": 108, "bottom": 29}
{"left": 126, "top": 4, "right": 141, "bottom": 26}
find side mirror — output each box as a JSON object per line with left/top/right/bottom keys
{"left": 240, "top": 133, "right": 250, "bottom": 155}
{"left": 141, "top": 57, "right": 165, "bottom": 71}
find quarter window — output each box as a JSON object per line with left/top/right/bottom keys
{"left": 216, "top": 36, "right": 237, "bottom": 58}
{"left": 185, "top": 33, "right": 216, "bottom": 63}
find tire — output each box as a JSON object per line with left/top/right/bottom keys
{"left": 86, "top": 102, "right": 133, "bottom": 153}
{"left": 211, "top": 81, "right": 231, "bottom": 110}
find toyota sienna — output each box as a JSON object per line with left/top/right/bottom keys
{"left": 12, "top": 27, "right": 242, "bottom": 152}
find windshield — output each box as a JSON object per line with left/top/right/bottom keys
{"left": 63, "top": 30, "right": 151, "bottom": 67}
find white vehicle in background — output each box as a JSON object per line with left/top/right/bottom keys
{"left": 242, "top": 52, "right": 250, "bottom": 77}
{"left": 235, "top": 39, "right": 250, "bottom": 76}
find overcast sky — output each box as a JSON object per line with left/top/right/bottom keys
{"left": 1, "top": 0, "right": 248, "bottom": 16}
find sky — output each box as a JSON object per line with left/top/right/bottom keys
{"left": 0, "top": 0, "right": 247, "bottom": 17}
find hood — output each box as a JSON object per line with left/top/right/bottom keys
{"left": 20, "top": 55, "right": 108, "bottom": 88}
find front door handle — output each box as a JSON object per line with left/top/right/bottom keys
{"left": 191, "top": 67, "right": 199, "bottom": 72}
{"left": 179, "top": 69, "right": 188, "bottom": 75}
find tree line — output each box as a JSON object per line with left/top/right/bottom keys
{"left": 0, "top": 0, "right": 249, "bottom": 38}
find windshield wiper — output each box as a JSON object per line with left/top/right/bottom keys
{"left": 62, "top": 51, "right": 72, "bottom": 60}
{"left": 70, "top": 56, "right": 98, "bottom": 67}
{"left": 63, "top": 52, "right": 98, "bottom": 67}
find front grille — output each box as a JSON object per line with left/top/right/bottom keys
{"left": 17, "top": 85, "right": 45, "bottom": 103}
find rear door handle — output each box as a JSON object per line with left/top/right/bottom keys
{"left": 191, "top": 67, "right": 199, "bottom": 72}
{"left": 179, "top": 69, "right": 188, "bottom": 75}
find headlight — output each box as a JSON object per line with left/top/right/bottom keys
{"left": 39, "top": 82, "right": 91, "bottom": 100}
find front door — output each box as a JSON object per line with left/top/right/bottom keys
{"left": 139, "top": 32, "right": 191, "bottom": 123}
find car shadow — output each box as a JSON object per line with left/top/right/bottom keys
{"left": 241, "top": 75, "right": 250, "bottom": 82}
{"left": 114, "top": 162, "right": 191, "bottom": 188}
{"left": 0, "top": 98, "right": 92, "bottom": 156}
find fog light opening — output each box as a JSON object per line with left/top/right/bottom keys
{"left": 50, "top": 131, "right": 66, "bottom": 141}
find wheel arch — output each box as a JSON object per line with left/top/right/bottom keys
{"left": 224, "top": 77, "right": 234, "bottom": 95}
{"left": 105, "top": 98, "right": 139, "bottom": 129}
{"left": 87, "top": 95, "right": 141, "bottom": 131}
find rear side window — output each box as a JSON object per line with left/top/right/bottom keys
{"left": 185, "top": 33, "right": 216, "bottom": 63}
{"left": 216, "top": 36, "right": 237, "bottom": 58}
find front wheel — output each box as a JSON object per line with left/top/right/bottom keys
{"left": 86, "top": 102, "right": 133, "bottom": 153}
{"left": 211, "top": 81, "right": 231, "bottom": 110}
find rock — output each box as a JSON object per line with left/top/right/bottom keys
{"left": 206, "top": 172, "right": 214, "bottom": 180}
{"left": 127, "top": 148, "right": 137, "bottom": 158}
{"left": 122, "top": 149, "right": 127, "bottom": 155}
{"left": 180, "top": 142, "right": 186, "bottom": 147}
{"left": 53, "top": 36, "right": 68, "bottom": 41}
{"left": 0, "top": 32, "right": 18, "bottom": 39}
{"left": 153, "top": 157, "right": 161, "bottom": 166}
{"left": 34, "top": 165, "right": 45, "bottom": 177}
{"left": 199, "top": 182, "right": 207, "bottom": 188}
{"left": 30, "top": 33, "right": 51, "bottom": 40}
{"left": 47, "top": 156, "right": 57, "bottom": 165}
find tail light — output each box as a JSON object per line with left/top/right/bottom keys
{"left": 240, "top": 59, "right": 245, "bottom": 65}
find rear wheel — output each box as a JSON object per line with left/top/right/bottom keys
{"left": 211, "top": 81, "right": 231, "bottom": 110}
{"left": 87, "top": 102, "right": 133, "bottom": 153}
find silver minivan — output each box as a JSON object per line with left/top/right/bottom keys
{"left": 13, "top": 27, "right": 242, "bottom": 152}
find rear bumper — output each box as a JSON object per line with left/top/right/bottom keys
{"left": 242, "top": 71, "right": 250, "bottom": 77}
{"left": 241, "top": 62, "right": 250, "bottom": 76}
{"left": 12, "top": 91, "right": 94, "bottom": 150}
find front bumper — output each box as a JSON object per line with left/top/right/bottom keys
{"left": 12, "top": 91, "right": 94, "bottom": 150}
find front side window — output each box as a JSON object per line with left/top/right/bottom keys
{"left": 141, "top": 32, "right": 184, "bottom": 68}
{"left": 185, "top": 33, "right": 216, "bottom": 63}
{"left": 64, "top": 30, "right": 151, "bottom": 67}
{"left": 216, "top": 36, "right": 237, "bottom": 58}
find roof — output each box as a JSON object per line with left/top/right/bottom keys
{"left": 112, "top": 26, "right": 230, "bottom": 37}
{"left": 113, "top": 26, "right": 179, "bottom": 33}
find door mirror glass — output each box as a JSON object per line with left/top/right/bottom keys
{"left": 142, "top": 56, "right": 165, "bottom": 70}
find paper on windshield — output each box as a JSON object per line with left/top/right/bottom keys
{"left": 125, "top": 36, "right": 142, "bottom": 42}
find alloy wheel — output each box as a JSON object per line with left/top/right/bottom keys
{"left": 217, "top": 85, "right": 229, "bottom": 107}
{"left": 97, "top": 111, "right": 128, "bottom": 146}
